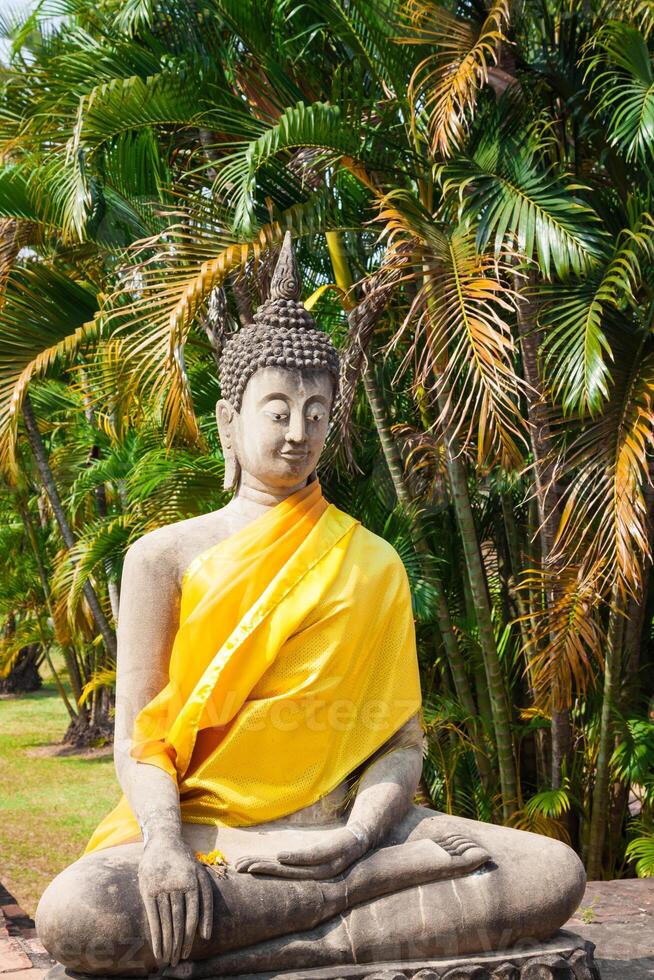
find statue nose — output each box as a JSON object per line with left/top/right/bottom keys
{"left": 286, "top": 413, "right": 306, "bottom": 443}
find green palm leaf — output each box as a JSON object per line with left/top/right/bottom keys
{"left": 439, "top": 107, "right": 606, "bottom": 278}
{"left": 626, "top": 832, "right": 654, "bottom": 877}
{"left": 213, "top": 101, "right": 374, "bottom": 233}
{"left": 611, "top": 717, "right": 654, "bottom": 785}
{"left": 53, "top": 514, "right": 137, "bottom": 618}
{"left": 585, "top": 21, "right": 654, "bottom": 163}
{"left": 0, "top": 263, "right": 101, "bottom": 473}
{"left": 539, "top": 211, "right": 654, "bottom": 414}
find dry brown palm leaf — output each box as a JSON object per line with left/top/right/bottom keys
{"left": 517, "top": 562, "right": 606, "bottom": 710}
{"left": 329, "top": 256, "right": 409, "bottom": 470}
{"left": 599, "top": 0, "right": 654, "bottom": 36}
{"left": 376, "top": 193, "right": 527, "bottom": 470}
{"left": 103, "top": 200, "right": 328, "bottom": 445}
{"left": 399, "top": 0, "right": 511, "bottom": 157}
{"left": 550, "top": 346, "right": 654, "bottom": 599}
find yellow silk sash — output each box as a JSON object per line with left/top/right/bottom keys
{"left": 84, "top": 480, "right": 422, "bottom": 854}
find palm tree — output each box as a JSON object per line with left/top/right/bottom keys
{"left": 0, "top": 0, "right": 653, "bottom": 875}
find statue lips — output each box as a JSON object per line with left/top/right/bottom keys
{"left": 280, "top": 450, "right": 309, "bottom": 460}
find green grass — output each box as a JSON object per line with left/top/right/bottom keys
{"left": 0, "top": 674, "right": 121, "bottom": 917}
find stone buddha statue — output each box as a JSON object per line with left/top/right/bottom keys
{"left": 36, "top": 235, "right": 594, "bottom": 980}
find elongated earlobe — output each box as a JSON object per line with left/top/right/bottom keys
{"left": 224, "top": 454, "right": 241, "bottom": 492}
{"left": 216, "top": 400, "right": 241, "bottom": 493}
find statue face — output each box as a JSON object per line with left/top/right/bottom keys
{"left": 217, "top": 366, "right": 334, "bottom": 492}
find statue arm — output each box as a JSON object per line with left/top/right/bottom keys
{"left": 235, "top": 713, "right": 423, "bottom": 879}
{"left": 113, "top": 533, "right": 213, "bottom": 967}
{"left": 345, "top": 711, "right": 424, "bottom": 850}
{"left": 113, "top": 533, "right": 183, "bottom": 839}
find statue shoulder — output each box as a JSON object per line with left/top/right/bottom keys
{"left": 347, "top": 520, "right": 409, "bottom": 579}
{"left": 124, "top": 509, "right": 230, "bottom": 589}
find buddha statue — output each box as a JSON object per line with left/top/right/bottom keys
{"left": 36, "top": 234, "right": 593, "bottom": 980}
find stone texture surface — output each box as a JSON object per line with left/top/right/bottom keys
{"left": 213, "top": 932, "right": 599, "bottom": 978}
{"left": 3, "top": 880, "right": 654, "bottom": 979}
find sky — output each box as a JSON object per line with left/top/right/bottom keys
{"left": 0, "top": 0, "right": 32, "bottom": 61}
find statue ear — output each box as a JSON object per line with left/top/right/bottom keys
{"left": 216, "top": 399, "right": 240, "bottom": 492}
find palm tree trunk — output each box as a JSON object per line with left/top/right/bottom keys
{"left": 17, "top": 493, "right": 84, "bottom": 711}
{"left": 80, "top": 368, "right": 120, "bottom": 623}
{"left": 437, "top": 396, "right": 519, "bottom": 819}
{"left": 514, "top": 270, "right": 571, "bottom": 790}
{"left": 37, "top": 620, "right": 78, "bottom": 721}
{"left": 362, "top": 364, "right": 480, "bottom": 718}
{"left": 587, "top": 584, "right": 624, "bottom": 878}
{"left": 21, "top": 393, "right": 117, "bottom": 659}
{"left": 501, "top": 492, "right": 547, "bottom": 786}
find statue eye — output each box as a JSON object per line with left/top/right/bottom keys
{"left": 306, "top": 403, "right": 327, "bottom": 423}
{"left": 264, "top": 400, "right": 289, "bottom": 421}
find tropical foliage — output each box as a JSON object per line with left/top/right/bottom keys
{"left": 0, "top": 0, "right": 653, "bottom": 880}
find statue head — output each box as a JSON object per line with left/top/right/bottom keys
{"left": 216, "top": 233, "right": 340, "bottom": 493}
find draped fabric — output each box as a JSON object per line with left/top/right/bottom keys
{"left": 84, "top": 480, "right": 422, "bottom": 854}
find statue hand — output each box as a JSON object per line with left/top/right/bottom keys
{"left": 137, "top": 833, "right": 213, "bottom": 968}
{"left": 234, "top": 824, "right": 370, "bottom": 879}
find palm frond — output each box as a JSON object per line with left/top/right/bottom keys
{"left": 400, "top": 0, "right": 510, "bottom": 157}
{"left": 0, "top": 263, "right": 100, "bottom": 474}
{"left": 539, "top": 213, "right": 654, "bottom": 414}
{"left": 509, "top": 783, "right": 573, "bottom": 843}
{"left": 52, "top": 514, "right": 135, "bottom": 620}
{"left": 611, "top": 716, "right": 654, "bottom": 785}
{"left": 626, "top": 831, "right": 654, "bottom": 877}
{"left": 379, "top": 194, "right": 527, "bottom": 469}
{"left": 211, "top": 100, "right": 377, "bottom": 233}
{"left": 584, "top": 21, "right": 654, "bottom": 164}
{"left": 127, "top": 446, "right": 225, "bottom": 525}
{"left": 553, "top": 343, "right": 654, "bottom": 596}
{"left": 78, "top": 658, "right": 116, "bottom": 706}
{"left": 439, "top": 101, "right": 606, "bottom": 279}
{"left": 517, "top": 563, "right": 605, "bottom": 708}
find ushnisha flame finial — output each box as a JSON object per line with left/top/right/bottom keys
{"left": 269, "top": 230, "right": 302, "bottom": 302}
{"left": 251, "top": 233, "right": 315, "bottom": 332}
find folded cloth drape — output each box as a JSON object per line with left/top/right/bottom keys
{"left": 84, "top": 480, "right": 422, "bottom": 854}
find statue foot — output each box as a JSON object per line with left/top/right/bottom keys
{"left": 336, "top": 834, "right": 490, "bottom": 907}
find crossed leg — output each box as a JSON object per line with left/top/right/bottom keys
{"left": 36, "top": 807, "right": 584, "bottom": 977}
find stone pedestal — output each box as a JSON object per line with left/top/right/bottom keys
{"left": 44, "top": 931, "right": 601, "bottom": 980}
{"left": 217, "top": 932, "right": 600, "bottom": 980}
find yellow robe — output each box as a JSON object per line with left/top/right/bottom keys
{"left": 84, "top": 480, "right": 422, "bottom": 854}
